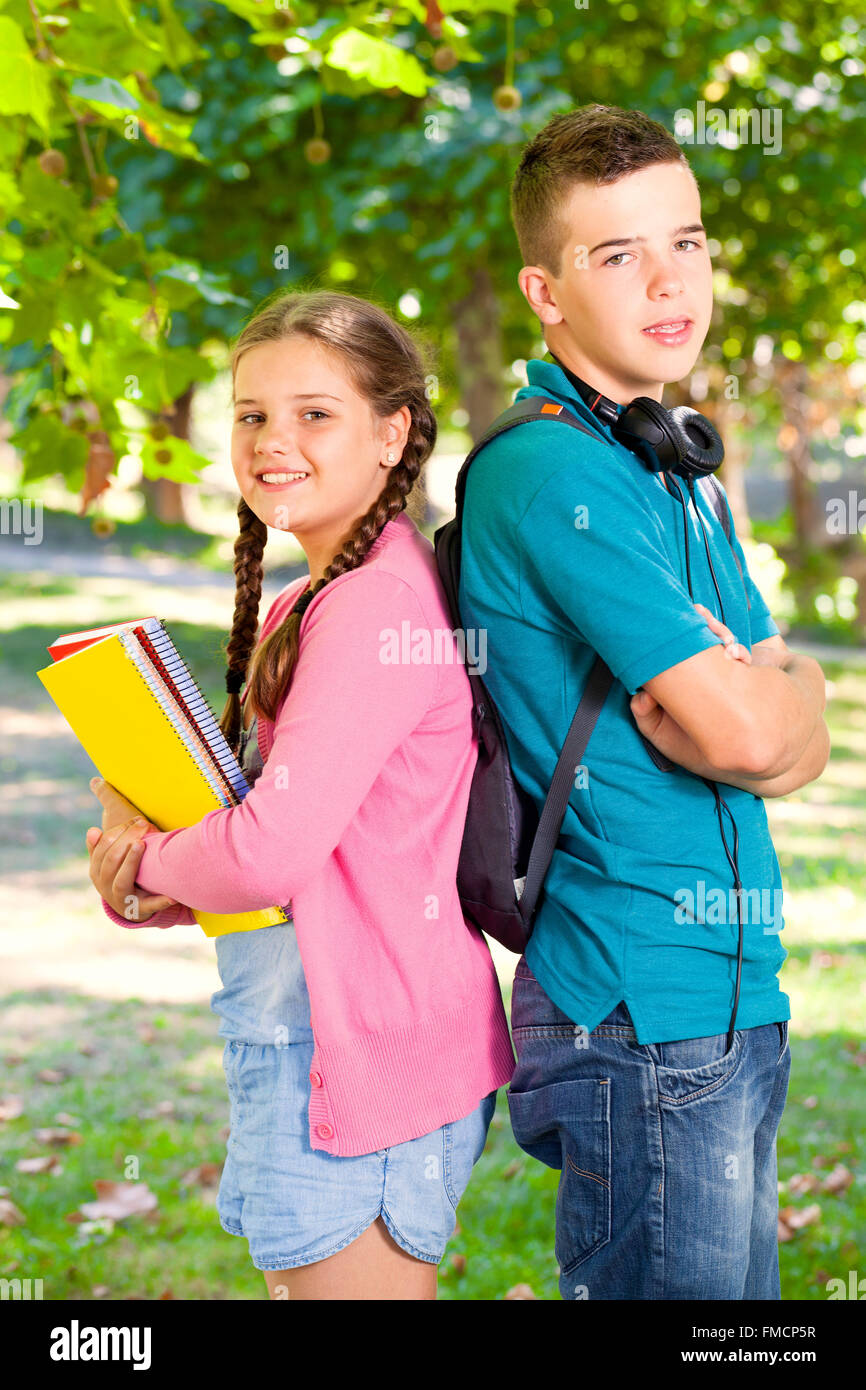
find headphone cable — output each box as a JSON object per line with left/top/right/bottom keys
{"left": 668, "top": 475, "right": 743, "bottom": 1050}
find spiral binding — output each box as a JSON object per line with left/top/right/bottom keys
{"left": 118, "top": 618, "right": 252, "bottom": 807}
{"left": 135, "top": 623, "right": 238, "bottom": 804}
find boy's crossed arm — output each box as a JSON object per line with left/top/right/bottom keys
{"left": 633, "top": 626, "right": 830, "bottom": 799}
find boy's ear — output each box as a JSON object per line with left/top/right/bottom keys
{"left": 518, "top": 265, "right": 564, "bottom": 326}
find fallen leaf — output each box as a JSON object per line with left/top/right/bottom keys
{"left": 92, "top": 1285, "right": 110, "bottom": 1298}
{"left": 802, "top": 1095, "right": 819, "bottom": 1109}
{"left": 0, "top": 1198, "right": 26, "bottom": 1226}
{"left": 54, "top": 1113, "right": 81, "bottom": 1127}
{"left": 0, "top": 1096, "right": 24, "bottom": 1121}
{"left": 450, "top": 1253, "right": 466, "bottom": 1274}
{"left": 779, "top": 1203, "right": 821, "bottom": 1231}
{"left": 505, "top": 1283, "right": 537, "bottom": 1299}
{"left": 788, "top": 1173, "right": 820, "bottom": 1195}
{"left": 16, "top": 1155, "right": 62, "bottom": 1174}
{"left": 180, "top": 1163, "right": 221, "bottom": 1189}
{"left": 502, "top": 1160, "right": 521, "bottom": 1179}
{"left": 78, "top": 1044, "right": 96, "bottom": 1057}
{"left": 33, "top": 1128, "right": 83, "bottom": 1146}
{"left": 78, "top": 1180, "right": 158, "bottom": 1221}
{"left": 36, "top": 1069, "right": 65, "bottom": 1084}
{"left": 821, "top": 1164, "right": 854, "bottom": 1194}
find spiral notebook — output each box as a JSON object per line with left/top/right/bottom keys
{"left": 36, "top": 616, "right": 291, "bottom": 938}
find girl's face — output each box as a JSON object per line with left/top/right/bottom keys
{"left": 231, "top": 336, "right": 411, "bottom": 578}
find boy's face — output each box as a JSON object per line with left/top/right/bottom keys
{"left": 520, "top": 161, "right": 713, "bottom": 404}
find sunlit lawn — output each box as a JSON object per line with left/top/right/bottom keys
{"left": 1, "top": 549, "right": 863, "bottom": 1301}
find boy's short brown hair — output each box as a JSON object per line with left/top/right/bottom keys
{"left": 510, "top": 104, "right": 692, "bottom": 278}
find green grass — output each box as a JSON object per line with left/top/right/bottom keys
{"left": 1, "top": 567, "right": 864, "bottom": 1300}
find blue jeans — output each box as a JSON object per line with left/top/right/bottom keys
{"left": 507, "top": 957, "right": 791, "bottom": 1300}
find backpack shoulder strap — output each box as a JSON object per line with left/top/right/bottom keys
{"left": 454, "top": 397, "right": 597, "bottom": 517}
{"left": 700, "top": 474, "right": 750, "bottom": 609}
{"left": 518, "top": 653, "right": 614, "bottom": 926}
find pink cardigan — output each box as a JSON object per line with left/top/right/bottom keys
{"left": 101, "top": 511, "right": 516, "bottom": 1155}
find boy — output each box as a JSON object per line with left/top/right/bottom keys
{"left": 458, "top": 104, "right": 829, "bottom": 1300}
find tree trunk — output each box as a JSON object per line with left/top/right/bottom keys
{"left": 711, "top": 398, "right": 752, "bottom": 539}
{"left": 450, "top": 266, "right": 508, "bottom": 442}
{"left": 775, "top": 359, "right": 821, "bottom": 554}
{"left": 140, "top": 384, "right": 195, "bottom": 525}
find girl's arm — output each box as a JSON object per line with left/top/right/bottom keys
{"left": 115, "top": 569, "right": 440, "bottom": 914}
{"left": 101, "top": 891, "right": 197, "bottom": 930}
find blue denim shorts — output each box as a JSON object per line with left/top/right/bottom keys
{"left": 507, "top": 956, "right": 791, "bottom": 1300}
{"left": 217, "top": 1037, "right": 497, "bottom": 1270}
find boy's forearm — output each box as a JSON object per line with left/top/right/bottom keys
{"left": 709, "top": 715, "right": 830, "bottom": 798}
{"left": 742, "top": 652, "right": 826, "bottom": 778}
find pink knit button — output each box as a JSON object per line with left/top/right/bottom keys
{"left": 316, "top": 1123, "right": 334, "bottom": 1140}
{"left": 309, "top": 1071, "right": 323, "bottom": 1088}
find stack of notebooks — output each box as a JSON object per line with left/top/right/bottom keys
{"left": 37, "top": 616, "right": 291, "bottom": 938}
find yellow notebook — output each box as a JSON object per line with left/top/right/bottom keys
{"left": 36, "top": 616, "right": 290, "bottom": 938}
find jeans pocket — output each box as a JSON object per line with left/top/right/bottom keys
{"left": 507, "top": 1078, "right": 611, "bottom": 1274}
{"left": 635, "top": 1028, "right": 745, "bottom": 1105}
{"left": 776, "top": 1019, "right": 789, "bottom": 1062}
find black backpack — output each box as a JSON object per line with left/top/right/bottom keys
{"left": 433, "top": 395, "right": 742, "bottom": 955}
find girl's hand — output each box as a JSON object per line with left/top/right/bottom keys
{"left": 85, "top": 777, "right": 179, "bottom": 922}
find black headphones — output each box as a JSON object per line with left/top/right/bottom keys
{"left": 547, "top": 350, "right": 725, "bottom": 479}
{"left": 547, "top": 352, "right": 745, "bottom": 1053}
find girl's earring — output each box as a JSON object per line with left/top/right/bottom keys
{"left": 386, "top": 451, "right": 396, "bottom": 463}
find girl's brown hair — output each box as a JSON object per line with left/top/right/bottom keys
{"left": 218, "top": 289, "right": 438, "bottom": 753}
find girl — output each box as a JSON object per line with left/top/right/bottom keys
{"left": 87, "top": 289, "right": 516, "bottom": 1300}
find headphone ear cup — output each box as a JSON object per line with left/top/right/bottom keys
{"left": 613, "top": 396, "right": 680, "bottom": 471}
{"left": 667, "top": 406, "right": 725, "bottom": 475}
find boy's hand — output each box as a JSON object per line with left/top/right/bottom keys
{"left": 85, "top": 777, "right": 179, "bottom": 922}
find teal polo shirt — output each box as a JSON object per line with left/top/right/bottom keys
{"left": 458, "top": 356, "right": 790, "bottom": 1043}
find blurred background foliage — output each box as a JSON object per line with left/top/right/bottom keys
{"left": 1, "top": 0, "right": 865, "bottom": 638}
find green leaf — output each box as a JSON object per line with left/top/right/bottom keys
{"left": 325, "top": 29, "right": 433, "bottom": 97}
{"left": 0, "top": 17, "right": 52, "bottom": 133}
{"left": 68, "top": 76, "right": 140, "bottom": 110}
{"left": 0, "top": 171, "right": 22, "bottom": 218}
{"left": 9, "top": 412, "right": 89, "bottom": 485}
{"left": 140, "top": 432, "right": 212, "bottom": 484}
{"left": 155, "top": 263, "right": 250, "bottom": 307}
